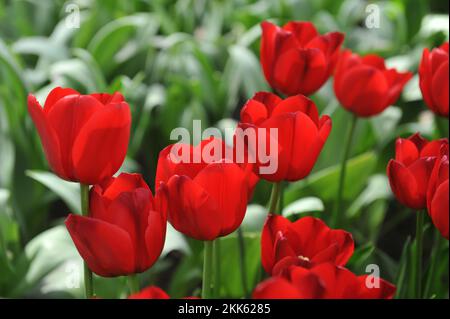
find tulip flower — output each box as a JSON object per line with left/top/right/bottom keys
{"left": 261, "top": 215, "right": 354, "bottom": 275}
{"left": 387, "top": 133, "right": 448, "bottom": 210}
{"left": 427, "top": 147, "right": 449, "bottom": 240}
{"left": 260, "top": 21, "right": 344, "bottom": 96}
{"left": 237, "top": 92, "right": 332, "bottom": 182}
{"left": 27, "top": 87, "right": 131, "bottom": 185}
{"left": 156, "top": 138, "right": 256, "bottom": 241}
{"left": 128, "top": 286, "right": 170, "bottom": 299}
{"left": 65, "top": 173, "right": 167, "bottom": 277}
{"left": 334, "top": 50, "right": 412, "bottom": 117}
{"left": 419, "top": 42, "right": 449, "bottom": 117}
{"left": 253, "top": 263, "right": 396, "bottom": 299}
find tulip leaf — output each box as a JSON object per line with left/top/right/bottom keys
{"left": 285, "top": 151, "right": 378, "bottom": 204}
{"left": 282, "top": 197, "right": 325, "bottom": 217}
{"left": 219, "top": 232, "right": 261, "bottom": 298}
{"left": 241, "top": 204, "right": 267, "bottom": 233}
{"left": 26, "top": 170, "right": 80, "bottom": 213}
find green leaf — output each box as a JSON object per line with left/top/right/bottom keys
{"left": 285, "top": 152, "right": 378, "bottom": 204}
{"left": 282, "top": 197, "right": 324, "bottom": 218}
{"left": 26, "top": 170, "right": 80, "bottom": 213}
{"left": 219, "top": 232, "right": 261, "bottom": 298}
{"left": 347, "top": 175, "right": 391, "bottom": 218}
{"left": 241, "top": 204, "right": 267, "bottom": 233}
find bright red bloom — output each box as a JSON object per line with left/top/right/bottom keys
{"left": 237, "top": 92, "right": 331, "bottom": 182}
{"left": 253, "top": 263, "right": 396, "bottom": 299}
{"left": 427, "top": 147, "right": 449, "bottom": 240}
{"left": 128, "top": 286, "right": 170, "bottom": 299}
{"left": 65, "top": 173, "right": 167, "bottom": 277}
{"left": 28, "top": 87, "right": 131, "bottom": 185}
{"left": 260, "top": 21, "right": 344, "bottom": 96}
{"left": 419, "top": 42, "right": 449, "bottom": 117}
{"left": 156, "top": 138, "right": 257, "bottom": 241}
{"left": 261, "top": 215, "right": 354, "bottom": 275}
{"left": 387, "top": 133, "right": 448, "bottom": 210}
{"left": 334, "top": 50, "right": 412, "bottom": 117}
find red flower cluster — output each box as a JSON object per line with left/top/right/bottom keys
{"left": 26, "top": 17, "right": 448, "bottom": 300}
{"left": 253, "top": 263, "right": 396, "bottom": 299}
{"left": 254, "top": 215, "right": 394, "bottom": 299}
{"left": 387, "top": 133, "right": 449, "bottom": 240}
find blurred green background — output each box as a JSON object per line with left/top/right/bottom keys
{"left": 0, "top": 0, "right": 448, "bottom": 298}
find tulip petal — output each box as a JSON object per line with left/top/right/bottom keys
{"left": 274, "top": 48, "right": 328, "bottom": 96}
{"left": 65, "top": 214, "right": 134, "bottom": 277}
{"left": 283, "top": 21, "right": 318, "bottom": 47}
{"left": 252, "top": 91, "right": 282, "bottom": 114}
{"left": 47, "top": 95, "right": 104, "bottom": 180}
{"left": 336, "top": 65, "right": 388, "bottom": 117}
{"left": 194, "top": 162, "right": 248, "bottom": 236}
{"left": 166, "top": 175, "right": 221, "bottom": 241}
{"left": 261, "top": 214, "right": 291, "bottom": 274}
{"left": 271, "top": 94, "right": 319, "bottom": 126}
{"left": 395, "top": 138, "right": 419, "bottom": 166}
{"left": 288, "top": 217, "right": 354, "bottom": 266}
{"left": 430, "top": 180, "right": 449, "bottom": 240}
{"left": 72, "top": 102, "right": 131, "bottom": 185}
{"left": 43, "top": 87, "right": 79, "bottom": 113}
{"left": 431, "top": 61, "right": 449, "bottom": 115}
{"left": 27, "top": 94, "right": 67, "bottom": 179}
{"left": 252, "top": 277, "right": 303, "bottom": 299}
{"left": 128, "top": 286, "right": 170, "bottom": 299}
{"left": 387, "top": 160, "right": 426, "bottom": 209}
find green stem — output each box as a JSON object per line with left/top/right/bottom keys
{"left": 415, "top": 211, "right": 424, "bottom": 298}
{"left": 331, "top": 114, "right": 358, "bottom": 228}
{"left": 80, "top": 184, "right": 94, "bottom": 299}
{"left": 435, "top": 116, "right": 448, "bottom": 138}
{"left": 424, "top": 229, "right": 442, "bottom": 298}
{"left": 202, "top": 241, "right": 214, "bottom": 299}
{"left": 237, "top": 228, "right": 249, "bottom": 298}
{"left": 268, "top": 182, "right": 281, "bottom": 214}
{"left": 213, "top": 238, "right": 221, "bottom": 298}
{"left": 128, "top": 274, "right": 140, "bottom": 295}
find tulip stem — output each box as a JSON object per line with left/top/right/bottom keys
{"left": 415, "top": 211, "right": 424, "bottom": 298}
{"left": 128, "top": 274, "right": 140, "bottom": 295}
{"left": 424, "top": 229, "right": 443, "bottom": 298}
{"left": 268, "top": 182, "right": 281, "bottom": 214}
{"left": 202, "top": 241, "right": 214, "bottom": 299}
{"left": 80, "top": 184, "right": 94, "bottom": 299}
{"left": 213, "top": 238, "right": 221, "bottom": 298}
{"left": 331, "top": 114, "right": 357, "bottom": 228}
{"left": 435, "top": 116, "right": 448, "bottom": 138}
{"left": 237, "top": 228, "right": 249, "bottom": 297}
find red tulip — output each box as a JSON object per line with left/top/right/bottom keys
{"left": 260, "top": 21, "right": 344, "bottom": 96}
{"left": 387, "top": 133, "right": 448, "bottom": 210}
{"left": 427, "top": 147, "right": 449, "bottom": 239}
{"left": 128, "top": 286, "right": 170, "bottom": 299}
{"left": 237, "top": 92, "right": 331, "bottom": 182}
{"left": 253, "top": 263, "right": 396, "bottom": 299}
{"left": 261, "top": 215, "right": 354, "bottom": 275}
{"left": 156, "top": 138, "right": 257, "bottom": 241}
{"left": 334, "top": 50, "right": 412, "bottom": 117}
{"left": 65, "top": 173, "right": 167, "bottom": 277}
{"left": 419, "top": 42, "right": 449, "bottom": 117}
{"left": 28, "top": 87, "right": 131, "bottom": 185}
